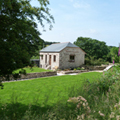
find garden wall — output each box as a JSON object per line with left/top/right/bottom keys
{"left": 58, "top": 70, "right": 88, "bottom": 74}
{"left": 20, "top": 71, "right": 57, "bottom": 79}
{"left": 2, "top": 71, "right": 57, "bottom": 81}
{"left": 81, "top": 65, "right": 107, "bottom": 70}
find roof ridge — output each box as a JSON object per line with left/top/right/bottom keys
{"left": 51, "top": 42, "right": 70, "bottom": 45}
{"left": 40, "top": 42, "right": 80, "bottom": 52}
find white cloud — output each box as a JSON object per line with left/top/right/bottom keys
{"left": 73, "top": 2, "right": 90, "bottom": 9}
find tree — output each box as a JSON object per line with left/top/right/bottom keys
{"left": 110, "top": 47, "right": 119, "bottom": 63}
{"left": 43, "top": 41, "right": 59, "bottom": 47}
{"left": 0, "top": 0, "right": 54, "bottom": 87}
{"left": 74, "top": 37, "right": 109, "bottom": 59}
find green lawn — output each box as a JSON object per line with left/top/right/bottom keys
{"left": 0, "top": 72, "right": 103, "bottom": 119}
{"left": 0, "top": 72, "right": 102, "bottom": 106}
{"left": 13, "top": 67, "right": 52, "bottom": 74}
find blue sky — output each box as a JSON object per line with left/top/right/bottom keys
{"left": 31, "top": 0, "right": 120, "bottom": 47}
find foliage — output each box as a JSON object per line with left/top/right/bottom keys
{"left": 73, "top": 67, "right": 85, "bottom": 70}
{"left": 87, "top": 67, "right": 119, "bottom": 94}
{"left": 85, "top": 56, "right": 108, "bottom": 66}
{"left": 110, "top": 47, "right": 119, "bottom": 63}
{"left": 43, "top": 41, "right": 60, "bottom": 47}
{"left": 74, "top": 37, "right": 109, "bottom": 59}
{"left": 67, "top": 65, "right": 120, "bottom": 119}
{"left": 0, "top": 0, "right": 54, "bottom": 84}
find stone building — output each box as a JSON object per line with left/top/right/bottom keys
{"left": 39, "top": 42, "right": 86, "bottom": 70}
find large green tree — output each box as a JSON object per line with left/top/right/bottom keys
{"left": 74, "top": 37, "right": 109, "bottom": 59}
{"left": 0, "top": 0, "right": 54, "bottom": 86}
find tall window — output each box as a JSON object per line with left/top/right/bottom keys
{"left": 69, "top": 55, "right": 75, "bottom": 62}
{"left": 53, "top": 55, "right": 56, "bottom": 62}
{"left": 45, "top": 55, "right": 47, "bottom": 63}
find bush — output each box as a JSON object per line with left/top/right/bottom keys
{"left": 73, "top": 67, "right": 85, "bottom": 70}
{"left": 76, "top": 67, "right": 81, "bottom": 70}
{"left": 86, "top": 65, "right": 120, "bottom": 94}
{"left": 85, "top": 56, "right": 109, "bottom": 66}
{"left": 67, "top": 64, "right": 120, "bottom": 119}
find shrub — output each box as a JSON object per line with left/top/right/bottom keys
{"left": 85, "top": 56, "right": 109, "bottom": 66}
{"left": 67, "top": 64, "right": 120, "bottom": 120}
{"left": 74, "top": 68, "right": 77, "bottom": 71}
{"left": 76, "top": 67, "right": 81, "bottom": 70}
{"left": 87, "top": 65, "right": 120, "bottom": 94}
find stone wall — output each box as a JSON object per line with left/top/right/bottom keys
{"left": 59, "top": 47, "right": 85, "bottom": 69}
{"left": 20, "top": 71, "right": 57, "bottom": 79}
{"left": 3, "top": 71, "right": 57, "bottom": 81}
{"left": 81, "top": 65, "right": 107, "bottom": 70}
{"left": 58, "top": 70, "right": 88, "bottom": 74}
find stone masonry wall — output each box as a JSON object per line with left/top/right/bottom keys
{"left": 80, "top": 65, "right": 107, "bottom": 70}
{"left": 3, "top": 71, "right": 57, "bottom": 81}
{"left": 20, "top": 71, "right": 57, "bottom": 79}
{"left": 59, "top": 47, "right": 85, "bottom": 69}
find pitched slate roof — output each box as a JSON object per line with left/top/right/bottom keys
{"left": 40, "top": 42, "right": 79, "bottom": 52}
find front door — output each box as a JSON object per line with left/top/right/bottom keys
{"left": 49, "top": 55, "right": 51, "bottom": 65}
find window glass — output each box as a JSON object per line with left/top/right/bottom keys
{"left": 69, "top": 55, "right": 75, "bottom": 62}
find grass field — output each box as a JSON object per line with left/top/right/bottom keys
{"left": 1, "top": 66, "right": 120, "bottom": 119}
{"left": 0, "top": 72, "right": 102, "bottom": 119}
{"left": 13, "top": 67, "right": 52, "bottom": 74}
{"left": 0, "top": 72, "right": 102, "bottom": 105}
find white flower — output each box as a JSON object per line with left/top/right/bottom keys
{"left": 98, "top": 111, "right": 105, "bottom": 117}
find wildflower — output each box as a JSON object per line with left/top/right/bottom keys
{"left": 86, "top": 107, "right": 91, "bottom": 114}
{"left": 85, "top": 102, "right": 88, "bottom": 106}
{"left": 77, "top": 114, "right": 85, "bottom": 120}
{"left": 77, "top": 103, "right": 81, "bottom": 109}
{"left": 98, "top": 111, "right": 105, "bottom": 117}
{"left": 81, "top": 114, "right": 85, "bottom": 119}
{"left": 116, "top": 115, "right": 120, "bottom": 120}
{"left": 83, "top": 103, "right": 86, "bottom": 107}
{"left": 78, "top": 96, "right": 87, "bottom": 102}
{"left": 109, "top": 112, "right": 115, "bottom": 118}
{"left": 113, "top": 60, "right": 115, "bottom": 64}
{"left": 77, "top": 115, "right": 81, "bottom": 120}
{"left": 67, "top": 97, "right": 79, "bottom": 103}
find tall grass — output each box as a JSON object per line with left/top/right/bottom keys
{"left": 67, "top": 65, "right": 120, "bottom": 120}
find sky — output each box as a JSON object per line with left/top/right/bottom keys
{"left": 31, "top": 0, "right": 120, "bottom": 47}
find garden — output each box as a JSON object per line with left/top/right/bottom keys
{"left": 1, "top": 65, "right": 120, "bottom": 119}
{"left": 0, "top": 72, "right": 101, "bottom": 119}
